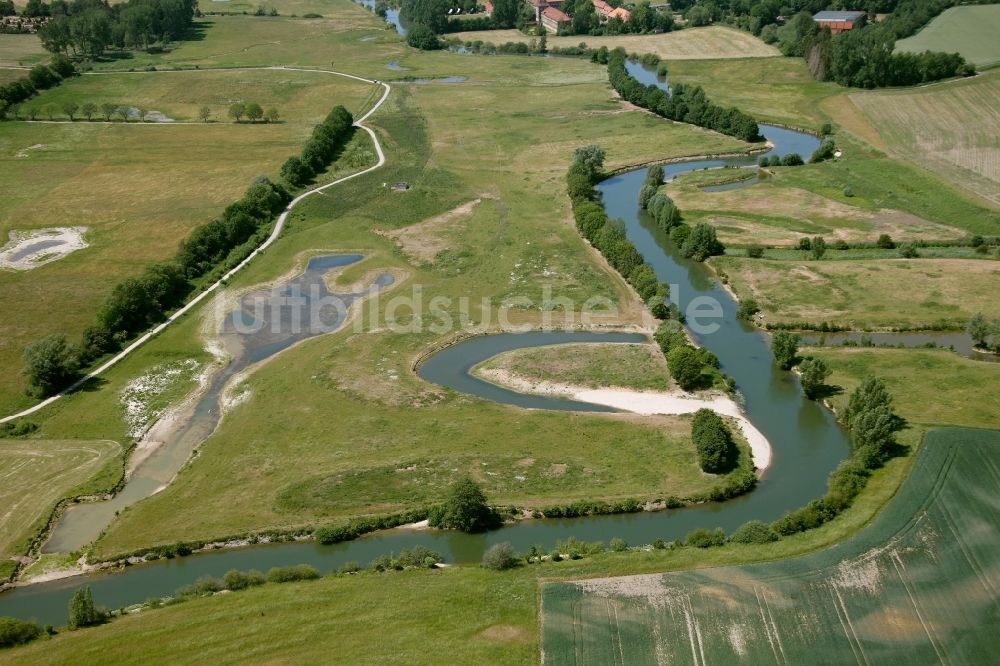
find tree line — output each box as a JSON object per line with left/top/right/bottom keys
{"left": 638, "top": 165, "right": 725, "bottom": 262}
{"left": 608, "top": 48, "right": 763, "bottom": 143}
{"left": 35, "top": 0, "right": 197, "bottom": 59}
{"left": 21, "top": 105, "right": 355, "bottom": 398}
{"left": 0, "top": 54, "right": 75, "bottom": 118}
{"left": 968, "top": 313, "right": 1000, "bottom": 353}
{"left": 279, "top": 105, "right": 353, "bottom": 186}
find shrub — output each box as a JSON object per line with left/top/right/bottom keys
{"left": 407, "top": 23, "right": 441, "bottom": 49}
{"left": 223, "top": 569, "right": 265, "bottom": 590}
{"left": 798, "top": 356, "right": 831, "bottom": 399}
{"left": 427, "top": 478, "right": 501, "bottom": 532}
{"left": 339, "top": 561, "right": 361, "bottom": 573}
{"left": 670, "top": 223, "right": 691, "bottom": 247}
{"left": 266, "top": 564, "right": 320, "bottom": 583}
{"left": 729, "top": 520, "right": 779, "bottom": 544}
{"left": 771, "top": 331, "right": 799, "bottom": 370}
{"left": 843, "top": 185, "right": 854, "bottom": 197}
{"left": 609, "top": 537, "right": 628, "bottom": 552}
{"left": 0, "top": 617, "right": 41, "bottom": 648}
{"left": 820, "top": 122, "right": 833, "bottom": 135}
{"left": 397, "top": 545, "right": 442, "bottom": 568}
{"left": 681, "top": 223, "right": 724, "bottom": 261}
{"left": 746, "top": 245, "right": 764, "bottom": 258}
{"left": 652, "top": 538, "right": 667, "bottom": 549}
{"left": 667, "top": 345, "right": 704, "bottom": 391}
{"left": 899, "top": 243, "right": 919, "bottom": 258}
{"left": 691, "top": 408, "right": 737, "bottom": 473}
{"left": 684, "top": 527, "right": 726, "bottom": 548}
{"left": 781, "top": 152, "right": 804, "bottom": 166}
{"left": 736, "top": 298, "right": 759, "bottom": 322}
{"left": 22, "top": 334, "right": 80, "bottom": 397}
{"left": 482, "top": 542, "right": 517, "bottom": 570}
{"left": 876, "top": 234, "right": 895, "bottom": 249}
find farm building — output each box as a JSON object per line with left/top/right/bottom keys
{"left": 541, "top": 5, "right": 572, "bottom": 32}
{"left": 813, "top": 10, "right": 866, "bottom": 34}
{"left": 593, "top": 0, "right": 631, "bottom": 22}
{"left": 529, "top": 0, "right": 566, "bottom": 23}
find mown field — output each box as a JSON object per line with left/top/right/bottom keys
{"left": 0, "top": 68, "right": 377, "bottom": 412}
{"left": 448, "top": 26, "right": 780, "bottom": 61}
{"left": 0, "top": 34, "right": 47, "bottom": 67}
{"left": 542, "top": 427, "right": 1000, "bottom": 665}
{"left": 896, "top": 4, "right": 1000, "bottom": 68}
{"left": 847, "top": 70, "right": 1000, "bottom": 206}
{"left": 713, "top": 257, "right": 1000, "bottom": 329}
{"left": 476, "top": 342, "right": 673, "bottom": 392}
{"left": 0, "top": 439, "right": 121, "bottom": 577}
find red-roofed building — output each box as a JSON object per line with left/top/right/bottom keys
{"left": 592, "top": 0, "right": 630, "bottom": 23}
{"left": 608, "top": 6, "right": 631, "bottom": 22}
{"left": 481, "top": 0, "right": 493, "bottom": 16}
{"left": 541, "top": 5, "right": 572, "bottom": 32}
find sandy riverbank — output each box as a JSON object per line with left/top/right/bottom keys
{"left": 477, "top": 368, "right": 772, "bottom": 470}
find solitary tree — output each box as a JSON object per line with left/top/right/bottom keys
{"left": 572, "top": 144, "right": 606, "bottom": 178}
{"left": 876, "top": 234, "right": 895, "bottom": 249}
{"left": 771, "top": 330, "right": 799, "bottom": 370}
{"left": 245, "top": 102, "right": 263, "bottom": 123}
{"left": 810, "top": 236, "right": 826, "bottom": 260}
{"left": 844, "top": 376, "right": 892, "bottom": 428}
{"left": 81, "top": 102, "right": 97, "bottom": 121}
{"left": 265, "top": 107, "right": 279, "bottom": 123}
{"left": 228, "top": 101, "right": 246, "bottom": 122}
{"left": 798, "top": 356, "right": 830, "bottom": 399}
{"left": 667, "top": 345, "right": 703, "bottom": 391}
{"left": 482, "top": 542, "right": 516, "bottom": 570}
{"left": 968, "top": 312, "right": 989, "bottom": 347}
{"left": 428, "top": 478, "right": 499, "bottom": 532}
{"left": 198, "top": 105, "right": 211, "bottom": 122}
{"left": 136, "top": 107, "right": 147, "bottom": 122}
{"left": 68, "top": 586, "right": 101, "bottom": 629}
{"left": 100, "top": 102, "right": 116, "bottom": 121}
{"left": 61, "top": 101, "right": 79, "bottom": 120}
{"left": 22, "top": 334, "right": 80, "bottom": 397}
{"left": 691, "top": 408, "right": 737, "bottom": 473}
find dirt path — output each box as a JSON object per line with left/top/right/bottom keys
{"left": 0, "top": 67, "right": 391, "bottom": 424}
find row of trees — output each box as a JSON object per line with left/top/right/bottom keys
{"left": 23, "top": 175, "right": 291, "bottom": 397}
{"left": 555, "top": 0, "right": 675, "bottom": 37}
{"left": 0, "top": 55, "right": 75, "bottom": 117}
{"left": 227, "top": 101, "right": 279, "bottom": 123}
{"left": 37, "top": 0, "right": 197, "bottom": 59}
{"left": 279, "top": 105, "right": 353, "bottom": 187}
{"left": 568, "top": 146, "right": 671, "bottom": 315}
{"left": 770, "top": 330, "right": 831, "bottom": 399}
{"left": 638, "top": 168, "right": 725, "bottom": 263}
{"left": 608, "top": 48, "right": 763, "bottom": 143}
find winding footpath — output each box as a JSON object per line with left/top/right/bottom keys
{"left": 0, "top": 67, "right": 391, "bottom": 424}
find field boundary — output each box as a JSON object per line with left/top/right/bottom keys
{"left": 0, "top": 67, "right": 391, "bottom": 424}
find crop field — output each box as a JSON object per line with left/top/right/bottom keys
{"left": 541, "top": 427, "right": 1000, "bottom": 665}
{"left": 713, "top": 257, "right": 1000, "bottom": 329}
{"left": 0, "top": 70, "right": 376, "bottom": 412}
{"left": 812, "top": 347, "right": 1000, "bottom": 431}
{"left": 847, "top": 70, "right": 1000, "bottom": 206}
{"left": 0, "top": 439, "right": 121, "bottom": 570}
{"left": 476, "top": 342, "right": 673, "bottom": 392}
{"left": 448, "top": 26, "right": 780, "bottom": 61}
{"left": 896, "top": 5, "right": 1000, "bottom": 68}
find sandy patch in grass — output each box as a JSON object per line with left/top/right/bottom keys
{"left": 14, "top": 143, "right": 43, "bottom": 158}
{"left": 375, "top": 197, "right": 489, "bottom": 263}
{"left": 476, "top": 624, "right": 531, "bottom": 642}
{"left": 477, "top": 368, "right": 772, "bottom": 470}
{"left": 0, "top": 227, "right": 88, "bottom": 270}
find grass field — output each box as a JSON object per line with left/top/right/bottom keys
{"left": 0, "top": 34, "right": 47, "bottom": 67}
{"left": 811, "top": 347, "right": 1000, "bottom": 430}
{"left": 448, "top": 26, "right": 780, "bottom": 61}
{"left": 896, "top": 4, "right": 1000, "bottom": 68}
{"left": 847, "top": 70, "right": 1000, "bottom": 206}
{"left": 668, "top": 169, "right": 965, "bottom": 247}
{"left": 0, "top": 69, "right": 377, "bottom": 412}
{"left": 476, "top": 342, "right": 673, "bottom": 392}
{"left": 542, "top": 427, "right": 1000, "bottom": 664}
{"left": 713, "top": 257, "right": 1000, "bottom": 329}
{"left": 0, "top": 439, "right": 121, "bottom": 571}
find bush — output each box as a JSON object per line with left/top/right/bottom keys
{"left": 266, "top": 564, "right": 320, "bottom": 583}
{"left": 771, "top": 330, "right": 799, "bottom": 370}
{"left": 899, "top": 243, "right": 919, "bottom": 258}
{"left": 781, "top": 152, "right": 804, "bottom": 166}
{"left": 68, "top": 586, "right": 104, "bottom": 629}
{"left": 667, "top": 345, "right": 704, "bottom": 392}
{"left": 684, "top": 527, "right": 726, "bottom": 548}
{"left": 482, "top": 542, "right": 517, "bottom": 570}
{"left": 609, "top": 537, "right": 628, "bottom": 552}
{"left": 0, "top": 617, "right": 41, "bottom": 648}
{"left": 736, "top": 298, "right": 759, "bottom": 322}
{"left": 691, "top": 408, "right": 737, "bottom": 473}
{"left": 670, "top": 223, "right": 691, "bottom": 247}
{"left": 427, "top": 478, "right": 501, "bottom": 532}
{"left": 223, "top": 569, "right": 266, "bottom": 590}
{"left": 681, "top": 223, "right": 724, "bottom": 261}
{"left": 407, "top": 24, "right": 441, "bottom": 50}
{"left": 876, "top": 234, "right": 895, "bottom": 249}
{"left": 339, "top": 561, "right": 361, "bottom": 573}
{"left": 729, "top": 520, "right": 779, "bottom": 544}
{"left": 843, "top": 185, "right": 854, "bottom": 197}
{"left": 22, "top": 334, "right": 80, "bottom": 397}
{"left": 746, "top": 245, "right": 764, "bottom": 258}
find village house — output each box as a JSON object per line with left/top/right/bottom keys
{"left": 812, "top": 10, "right": 866, "bottom": 34}
{"left": 529, "top": 0, "right": 566, "bottom": 23}
{"left": 541, "top": 5, "right": 572, "bottom": 32}
{"left": 593, "top": 0, "right": 631, "bottom": 23}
